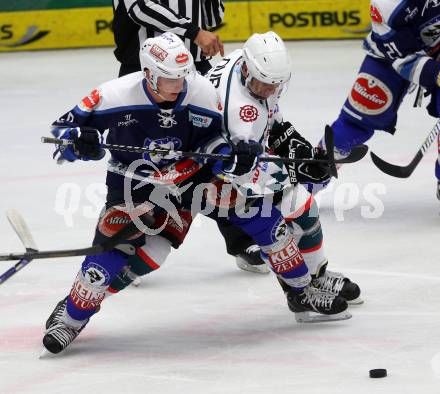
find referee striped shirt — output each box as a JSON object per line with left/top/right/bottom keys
{"left": 112, "top": 0, "right": 224, "bottom": 67}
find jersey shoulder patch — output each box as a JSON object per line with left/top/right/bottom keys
{"left": 79, "top": 88, "right": 102, "bottom": 112}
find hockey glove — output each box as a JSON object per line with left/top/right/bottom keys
{"left": 52, "top": 126, "right": 105, "bottom": 163}
{"left": 214, "top": 140, "right": 263, "bottom": 177}
{"left": 268, "top": 121, "right": 331, "bottom": 186}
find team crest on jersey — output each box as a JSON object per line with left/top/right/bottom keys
{"left": 150, "top": 44, "right": 168, "bottom": 62}
{"left": 348, "top": 73, "right": 392, "bottom": 115}
{"left": 158, "top": 109, "right": 177, "bottom": 128}
{"left": 80, "top": 88, "right": 101, "bottom": 112}
{"left": 370, "top": 4, "right": 383, "bottom": 24}
{"left": 143, "top": 136, "right": 182, "bottom": 164}
{"left": 420, "top": 17, "right": 440, "bottom": 47}
{"left": 239, "top": 105, "right": 259, "bottom": 122}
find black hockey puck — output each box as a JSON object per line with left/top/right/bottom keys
{"left": 369, "top": 369, "right": 387, "bottom": 378}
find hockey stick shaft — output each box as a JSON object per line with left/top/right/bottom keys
{"left": 370, "top": 120, "right": 440, "bottom": 178}
{"left": 0, "top": 219, "right": 142, "bottom": 262}
{"left": 41, "top": 137, "right": 366, "bottom": 165}
{"left": 0, "top": 258, "right": 33, "bottom": 285}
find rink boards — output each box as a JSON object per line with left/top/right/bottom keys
{"left": 0, "top": 0, "right": 370, "bottom": 52}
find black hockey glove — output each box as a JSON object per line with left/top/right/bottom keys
{"left": 52, "top": 126, "right": 105, "bottom": 162}
{"left": 71, "top": 127, "right": 105, "bottom": 160}
{"left": 222, "top": 140, "right": 263, "bottom": 176}
{"left": 268, "top": 121, "right": 331, "bottom": 186}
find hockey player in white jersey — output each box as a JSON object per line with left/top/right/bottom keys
{"left": 42, "top": 33, "right": 351, "bottom": 355}
{"left": 206, "top": 31, "right": 362, "bottom": 312}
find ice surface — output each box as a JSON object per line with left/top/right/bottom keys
{"left": 0, "top": 40, "right": 439, "bottom": 394}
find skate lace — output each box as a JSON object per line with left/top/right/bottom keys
{"left": 314, "top": 272, "right": 345, "bottom": 294}
{"left": 245, "top": 245, "right": 260, "bottom": 254}
{"left": 302, "top": 287, "right": 335, "bottom": 311}
{"left": 45, "top": 322, "right": 79, "bottom": 350}
{"left": 50, "top": 299, "right": 67, "bottom": 326}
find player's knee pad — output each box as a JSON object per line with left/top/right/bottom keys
{"left": 95, "top": 201, "right": 192, "bottom": 251}
{"left": 107, "top": 236, "right": 172, "bottom": 293}
{"left": 66, "top": 250, "right": 128, "bottom": 320}
{"left": 286, "top": 197, "right": 326, "bottom": 275}
{"left": 128, "top": 235, "right": 172, "bottom": 275}
{"left": 95, "top": 205, "right": 147, "bottom": 242}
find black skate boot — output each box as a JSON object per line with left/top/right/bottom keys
{"left": 286, "top": 286, "right": 351, "bottom": 323}
{"left": 437, "top": 180, "right": 440, "bottom": 201}
{"left": 311, "top": 264, "right": 363, "bottom": 305}
{"left": 235, "top": 245, "right": 270, "bottom": 274}
{"left": 43, "top": 296, "right": 88, "bottom": 354}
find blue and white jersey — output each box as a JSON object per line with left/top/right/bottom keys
{"left": 364, "top": 0, "right": 440, "bottom": 88}
{"left": 53, "top": 71, "right": 225, "bottom": 188}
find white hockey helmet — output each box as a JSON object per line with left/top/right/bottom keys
{"left": 140, "top": 32, "right": 194, "bottom": 92}
{"left": 242, "top": 31, "right": 291, "bottom": 85}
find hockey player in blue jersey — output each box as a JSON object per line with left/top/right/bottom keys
{"left": 42, "top": 33, "right": 350, "bottom": 355}
{"left": 326, "top": 0, "right": 440, "bottom": 198}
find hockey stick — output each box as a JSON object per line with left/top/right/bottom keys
{"left": 0, "top": 209, "right": 39, "bottom": 285}
{"left": 370, "top": 120, "right": 440, "bottom": 178}
{"left": 41, "top": 136, "right": 368, "bottom": 167}
{"left": 324, "top": 125, "right": 338, "bottom": 178}
{"left": 0, "top": 213, "right": 147, "bottom": 265}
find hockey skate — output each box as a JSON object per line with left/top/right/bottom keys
{"left": 42, "top": 296, "right": 88, "bottom": 354}
{"left": 235, "top": 245, "right": 270, "bottom": 274}
{"left": 311, "top": 264, "right": 363, "bottom": 305}
{"left": 286, "top": 286, "right": 351, "bottom": 323}
{"left": 437, "top": 180, "right": 440, "bottom": 201}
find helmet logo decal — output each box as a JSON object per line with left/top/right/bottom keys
{"left": 239, "top": 105, "right": 259, "bottom": 122}
{"left": 175, "top": 53, "right": 189, "bottom": 64}
{"left": 150, "top": 44, "right": 168, "bottom": 62}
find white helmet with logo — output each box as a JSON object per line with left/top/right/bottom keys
{"left": 140, "top": 32, "right": 194, "bottom": 92}
{"left": 242, "top": 31, "right": 291, "bottom": 86}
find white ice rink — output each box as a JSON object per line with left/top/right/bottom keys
{"left": 0, "top": 40, "right": 439, "bottom": 394}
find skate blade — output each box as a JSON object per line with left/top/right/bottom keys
{"left": 132, "top": 276, "right": 142, "bottom": 287}
{"left": 295, "top": 310, "right": 352, "bottom": 323}
{"left": 235, "top": 259, "right": 270, "bottom": 274}
{"left": 39, "top": 347, "right": 53, "bottom": 359}
{"left": 348, "top": 297, "right": 364, "bottom": 305}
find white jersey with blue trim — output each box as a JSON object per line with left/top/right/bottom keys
{"left": 206, "top": 49, "right": 283, "bottom": 145}
{"left": 53, "top": 71, "right": 225, "bottom": 188}
{"left": 206, "top": 50, "right": 289, "bottom": 197}
{"left": 364, "top": 0, "right": 440, "bottom": 88}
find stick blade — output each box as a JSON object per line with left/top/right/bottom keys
{"left": 324, "top": 125, "right": 338, "bottom": 179}
{"left": 6, "top": 209, "right": 38, "bottom": 251}
{"left": 370, "top": 152, "right": 412, "bottom": 178}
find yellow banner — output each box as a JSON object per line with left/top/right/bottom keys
{"left": 0, "top": 1, "right": 370, "bottom": 52}
{"left": 0, "top": 8, "right": 114, "bottom": 51}
{"left": 249, "top": 0, "right": 371, "bottom": 40}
